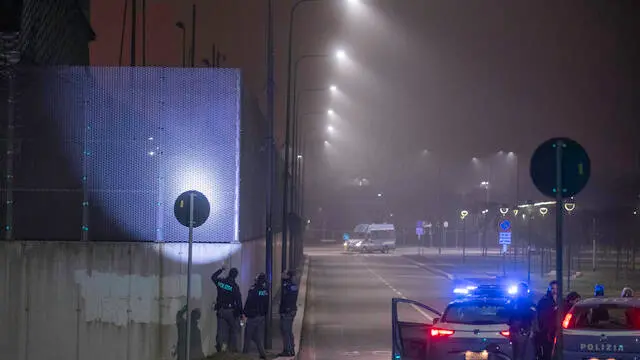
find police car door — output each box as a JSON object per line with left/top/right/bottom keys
{"left": 392, "top": 298, "right": 442, "bottom": 360}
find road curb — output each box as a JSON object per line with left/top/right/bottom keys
{"left": 293, "top": 256, "right": 310, "bottom": 359}
{"left": 403, "top": 255, "right": 456, "bottom": 281}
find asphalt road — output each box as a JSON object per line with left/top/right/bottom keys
{"left": 299, "top": 247, "right": 454, "bottom": 360}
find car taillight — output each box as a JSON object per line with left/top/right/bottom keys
{"left": 562, "top": 313, "right": 573, "bottom": 329}
{"left": 500, "top": 331, "right": 510, "bottom": 337}
{"left": 430, "top": 328, "right": 455, "bottom": 337}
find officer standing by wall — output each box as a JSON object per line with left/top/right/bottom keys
{"left": 211, "top": 267, "right": 243, "bottom": 353}
{"left": 278, "top": 270, "right": 299, "bottom": 357}
{"left": 507, "top": 283, "right": 536, "bottom": 360}
{"left": 243, "top": 272, "right": 269, "bottom": 359}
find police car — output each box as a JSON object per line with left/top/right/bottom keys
{"left": 429, "top": 297, "right": 512, "bottom": 360}
{"left": 561, "top": 297, "right": 640, "bottom": 360}
{"left": 454, "top": 277, "right": 527, "bottom": 299}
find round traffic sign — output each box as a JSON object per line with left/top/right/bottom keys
{"left": 499, "top": 219, "right": 511, "bottom": 232}
{"left": 174, "top": 190, "right": 211, "bottom": 228}
{"left": 530, "top": 137, "right": 591, "bottom": 199}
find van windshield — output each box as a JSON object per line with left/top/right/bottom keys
{"left": 370, "top": 230, "right": 395, "bottom": 239}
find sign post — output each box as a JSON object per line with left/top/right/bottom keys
{"left": 530, "top": 137, "right": 590, "bottom": 360}
{"left": 174, "top": 190, "right": 211, "bottom": 360}
{"left": 416, "top": 221, "right": 424, "bottom": 256}
{"left": 498, "top": 219, "right": 512, "bottom": 276}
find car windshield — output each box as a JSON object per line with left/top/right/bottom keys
{"left": 443, "top": 302, "right": 509, "bottom": 325}
{"left": 571, "top": 304, "right": 640, "bottom": 330}
{"left": 370, "top": 230, "right": 395, "bottom": 239}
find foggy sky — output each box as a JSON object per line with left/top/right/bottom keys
{"left": 89, "top": 0, "right": 640, "bottom": 227}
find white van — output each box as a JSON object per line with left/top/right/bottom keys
{"left": 355, "top": 223, "right": 396, "bottom": 253}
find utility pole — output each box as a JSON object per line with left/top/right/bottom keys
{"left": 142, "top": 0, "right": 146, "bottom": 65}
{"left": 131, "top": 0, "right": 136, "bottom": 66}
{"left": 264, "top": 0, "right": 275, "bottom": 350}
{"left": 190, "top": 4, "right": 196, "bottom": 67}
{"left": 592, "top": 217, "right": 597, "bottom": 272}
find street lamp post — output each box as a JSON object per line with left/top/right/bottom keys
{"left": 292, "top": 87, "right": 334, "bottom": 220}
{"left": 175, "top": 22, "right": 186, "bottom": 67}
{"left": 460, "top": 210, "right": 469, "bottom": 263}
{"left": 283, "top": 0, "right": 323, "bottom": 273}
{"left": 286, "top": 53, "right": 341, "bottom": 271}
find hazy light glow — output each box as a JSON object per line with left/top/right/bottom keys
{"left": 377, "top": 193, "right": 383, "bottom": 197}
{"left": 336, "top": 50, "right": 347, "bottom": 60}
{"left": 324, "top": 140, "right": 330, "bottom": 146}
{"left": 160, "top": 243, "right": 241, "bottom": 265}
{"left": 327, "top": 109, "right": 335, "bottom": 115}
{"left": 329, "top": 85, "right": 337, "bottom": 92}
{"left": 327, "top": 125, "right": 334, "bottom": 132}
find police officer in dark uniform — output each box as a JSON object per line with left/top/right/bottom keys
{"left": 278, "top": 270, "right": 299, "bottom": 357}
{"left": 243, "top": 272, "right": 269, "bottom": 359}
{"left": 507, "top": 282, "right": 536, "bottom": 360}
{"left": 211, "top": 266, "right": 243, "bottom": 353}
{"left": 536, "top": 280, "right": 558, "bottom": 360}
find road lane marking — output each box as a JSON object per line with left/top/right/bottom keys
{"left": 363, "top": 262, "right": 434, "bottom": 321}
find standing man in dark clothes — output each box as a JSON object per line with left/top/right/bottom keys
{"left": 278, "top": 270, "right": 299, "bottom": 357}
{"left": 507, "top": 283, "right": 536, "bottom": 360}
{"left": 243, "top": 272, "right": 269, "bottom": 359}
{"left": 211, "top": 266, "right": 243, "bottom": 353}
{"left": 536, "top": 280, "right": 558, "bottom": 360}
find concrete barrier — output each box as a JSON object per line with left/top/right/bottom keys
{"left": 0, "top": 238, "right": 285, "bottom": 360}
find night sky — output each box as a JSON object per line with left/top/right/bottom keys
{"left": 89, "top": 0, "right": 640, "bottom": 225}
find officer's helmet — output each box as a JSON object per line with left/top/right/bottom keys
{"left": 228, "top": 267, "right": 239, "bottom": 280}
{"left": 594, "top": 284, "right": 605, "bottom": 297}
{"left": 517, "top": 282, "right": 529, "bottom": 295}
{"left": 621, "top": 287, "right": 634, "bottom": 298}
{"left": 255, "top": 272, "right": 267, "bottom": 286}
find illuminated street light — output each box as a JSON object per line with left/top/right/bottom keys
{"left": 329, "top": 85, "right": 337, "bottom": 92}
{"left": 539, "top": 207, "right": 548, "bottom": 216}
{"left": 327, "top": 109, "right": 335, "bottom": 115}
{"left": 327, "top": 125, "right": 334, "bottom": 132}
{"left": 297, "top": 154, "right": 303, "bottom": 160}
{"left": 460, "top": 210, "right": 469, "bottom": 220}
{"left": 347, "top": 0, "right": 360, "bottom": 3}
{"left": 377, "top": 193, "right": 383, "bottom": 197}
{"left": 499, "top": 207, "right": 509, "bottom": 216}
{"left": 324, "top": 140, "right": 330, "bottom": 146}
{"left": 336, "top": 49, "right": 347, "bottom": 60}
{"left": 480, "top": 181, "right": 490, "bottom": 187}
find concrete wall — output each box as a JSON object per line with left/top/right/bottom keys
{"left": 0, "top": 237, "right": 283, "bottom": 360}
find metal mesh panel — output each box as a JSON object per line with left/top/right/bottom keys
{"left": 2, "top": 66, "right": 242, "bottom": 242}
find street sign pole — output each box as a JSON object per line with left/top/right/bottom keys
{"left": 555, "top": 140, "right": 565, "bottom": 360}
{"left": 173, "top": 190, "right": 210, "bottom": 360}
{"left": 185, "top": 191, "right": 195, "bottom": 360}
{"left": 527, "top": 214, "right": 532, "bottom": 284}
{"left": 462, "top": 219, "right": 466, "bottom": 264}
